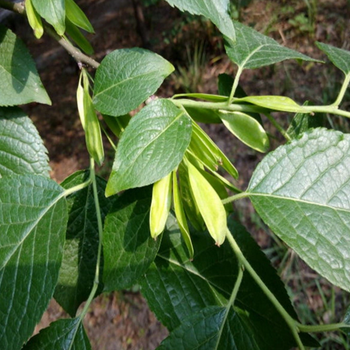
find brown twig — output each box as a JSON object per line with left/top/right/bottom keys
{"left": 0, "top": 0, "right": 100, "bottom": 69}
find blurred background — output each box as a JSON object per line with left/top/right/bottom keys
{"left": 2, "top": 0, "right": 350, "bottom": 349}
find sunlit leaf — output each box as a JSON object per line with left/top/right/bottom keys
{"left": 93, "top": 48, "right": 174, "bottom": 116}
{"left": 32, "top": 0, "right": 65, "bottom": 35}
{"left": 0, "top": 107, "right": 50, "bottom": 177}
{"left": 0, "top": 26, "right": 51, "bottom": 106}
{"left": 106, "top": 99, "right": 191, "bottom": 195}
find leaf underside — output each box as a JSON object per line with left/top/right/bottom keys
{"left": 164, "top": 0, "right": 235, "bottom": 43}
{"left": 248, "top": 128, "right": 350, "bottom": 292}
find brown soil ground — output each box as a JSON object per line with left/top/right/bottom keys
{"left": 4, "top": 0, "right": 350, "bottom": 348}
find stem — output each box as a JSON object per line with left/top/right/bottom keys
{"left": 222, "top": 192, "right": 250, "bottom": 205}
{"left": 171, "top": 99, "right": 268, "bottom": 114}
{"left": 265, "top": 113, "right": 291, "bottom": 142}
{"left": 225, "top": 229, "right": 305, "bottom": 350}
{"left": 332, "top": 73, "right": 350, "bottom": 107}
{"left": 0, "top": 0, "right": 100, "bottom": 69}
{"left": 78, "top": 158, "right": 104, "bottom": 320}
{"left": 0, "top": 0, "right": 24, "bottom": 13}
{"left": 297, "top": 322, "right": 350, "bottom": 333}
{"left": 63, "top": 178, "right": 92, "bottom": 197}
{"left": 45, "top": 26, "right": 100, "bottom": 69}
{"left": 302, "top": 105, "right": 350, "bottom": 119}
{"left": 215, "top": 264, "right": 244, "bottom": 350}
{"left": 228, "top": 66, "right": 243, "bottom": 104}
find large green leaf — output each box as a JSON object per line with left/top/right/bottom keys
{"left": 0, "top": 175, "right": 68, "bottom": 350}
{"left": 103, "top": 186, "right": 161, "bottom": 292}
{"left": 141, "top": 215, "right": 317, "bottom": 349}
{"left": 225, "top": 21, "right": 316, "bottom": 70}
{"left": 106, "top": 99, "right": 192, "bottom": 196}
{"left": 164, "top": 0, "right": 235, "bottom": 43}
{"left": 0, "top": 26, "right": 51, "bottom": 106}
{"left": 0, "top": 107, "right": 50, "bottom": 177}
{"left": 31, "top": 0, "right": 66, "bottom": 35}
{"left": 316, "top": 42, "right": 350, "bottom": 75}
{"left": 23, "top": 318, "right": 91, "bottom": 350}
{"left": 248, "top": 128, "right": 350, "bottom": 292}
{"left": 158, "top": 306, "right": 260, "bottom": 350}
{"left": 93, "top": 48, "right": 174, "bottom": 116}
{"left": 54, "top": 171, "right": 112, "bottom": 316}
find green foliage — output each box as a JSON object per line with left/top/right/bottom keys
{"left": 93, "top": 48, "right": 174, "bottom": 116}
{"left": 0, "top": 26, "right": 51, "bottom": 106}
{"left": 248, "top": 128, "right": 350, "bottom": 292}
{"left": 1, "top": 0, "right": 350, "bottom": 349}
{"left": 106, "top": 99, "right": 192, "bottom": 195}
{"left": 31, "top": 0, "right": 66, "bottom": 35}
{"left": 0, "top": 107, "right": 50, "bottom": 177}
{"left": 165, "top": 0, "right": 236, "bottom": 43}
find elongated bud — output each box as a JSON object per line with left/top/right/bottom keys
{"left": 150, "top": 172, "right": 172, "bottom": 239}
{"left": 77, "top": 69, "right": 104, "bottom": 165}
{"left": 26, "top": 0, "right": 44, "bottom": 39}
{"left": 187, "top": 160, "right": 227, "bottom": 246}
{"left": 172, "top": 171, "right": 194, "bottom": 259}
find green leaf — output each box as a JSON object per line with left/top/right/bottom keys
{"left": 225, "top": 21, "right": 317, "bottom": 70}
{"left": 106, "top": 99, "right": 192, "bottom": 195}
{"left": 65, "top": 0, "right": 94, "bottom": 33}
{"left": 248, "top": 128, "right": 350, "bottom": 293}
{"left": 219, "top": 110, "right": 270, "bottom": 152}
{"left": 93, "top": 49, "right": 174, "bottom": 116}
{"left": 236, "top": 95, "right": 309, "bottom": 113}
{"left": 141, "top": 215, "right": 317, "bottom": 349}
{"left": 0, "top": 107, "right": 50, "bottom": 177}
{"left": 103, "top": 186, "right": 161, "bottom": 292}
{"left": 341, "top": 306, "right": 350, "bottom": 338}
{"left": 65, "top": 19, "right": 93, "bottom": 55}
{"left": 218, "top": 73, "right": 262, "bottom": 124}
{"left": 32, "top": 0, "right": 65, "bottom": 35}
{"left": 54, "top": 171, "right": 111, "bottom": 316}
{"left": 158, "top": 306, "right": 260, "bottom": 350}
{"left": 164, "top": 0, "right": 235, "bottom": 43}
{"left": 184, "top": 106, "right": 222, "bottom": 124}
{"left": 23, "top": 318, "right": 91, "bottom": 350}
{"left": 0, "top": 26, "right": 51, "bottom": 106}
{"left": 0, "top": 175, "right": 68, "bottom": 350}
{"left": 190, "top": 121, "right": 238, "bottom": 179}
{"left": 316, "top": 42, "right": 350, "bottom": 75}
{"left": 286, "top": 101, "right": 326, "bottom": 139}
